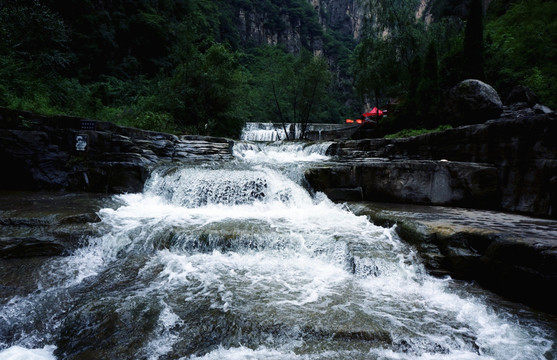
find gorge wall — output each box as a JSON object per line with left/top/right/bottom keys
{"left": 236, "top": 0, "right": 363, "bottom": 54}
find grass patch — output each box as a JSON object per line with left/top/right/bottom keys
{"left": 384, "top": 125, "right": 452, "bottom": 139}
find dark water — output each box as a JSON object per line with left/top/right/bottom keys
{"left": 1, "top": 142, "right": 556, "bottom": 359}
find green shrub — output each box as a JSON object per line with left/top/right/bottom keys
{"left": 384, "top": 124, "right": 452, "bottom": 138}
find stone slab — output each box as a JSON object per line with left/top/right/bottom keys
{"left": 348, "top": 202, "right": 557, "bottom": 314}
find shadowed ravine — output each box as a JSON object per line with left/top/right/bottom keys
{"left": 0, "top": 141, "right": 556, "bottom": 359}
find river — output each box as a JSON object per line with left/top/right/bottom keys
{"left": 1, "top": 141, "right": 556, "bottom": 359}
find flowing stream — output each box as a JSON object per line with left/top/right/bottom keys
{"left": 1, "top": 141, "right": 556, "bottom": 359}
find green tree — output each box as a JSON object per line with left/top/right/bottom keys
{"left": 416, "top": 41, "right": 441, "bottom": 128}
{"left": 486, "top": 0, "right": 557, "bottom": 108}
{"left": 270, "top": 49, "right": 331, "bottom": 139}
{"left": 463, "top": 0, "right": 485, "bottom": 80}
{"left": 0, "top": 0, "right": 72, "bottom": 109}
{"left": 352, "top": 0, "right": 428, "bottom": 107}
{"left": 151, "top": 42, "right": 246, "bottom": 137}
{"left": 244, "top": 46, "right": 333, "bottom": 139}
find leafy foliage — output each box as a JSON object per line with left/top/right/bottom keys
{"left": 485, "top": 0, "right": 557, "bottom": 108}
{"left": 384, "top": 124, "right": 452, "bottom": 138}
{"left": 1, "top": 0, "right": 555, "bottom": 139}
{"left": 0, "top": 0, "right": 353, "bottom": 138}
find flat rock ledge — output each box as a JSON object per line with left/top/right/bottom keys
{"left": 306, "top": 159, "right": 499, "bottom": 209}
{"left": 0, "top": 107, "right": 233, "bottom": 193}
{"left": 349, "top": 202, "right": 557, "bottom": 314}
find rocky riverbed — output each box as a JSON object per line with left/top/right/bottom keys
{"left": 0, "top": 191, "right": 113, "bottom": 301}
{"left": 1, "top": 105, "right": 556, "bottom": 315}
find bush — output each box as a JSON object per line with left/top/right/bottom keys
{"left": 384, "top": 124, "right": 452, "bottom": 138}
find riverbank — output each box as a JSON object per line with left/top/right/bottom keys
{"left": 349, "top": 202, "right": 557, "bottom": 315}
{"left": 308, "top": 108, "right": 557, "bottom": 219}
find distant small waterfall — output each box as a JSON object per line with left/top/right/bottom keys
{"left": 241, "top": 122, "right": 355, "bottom": 141}
{"left": 240, "top": 123, "right": 289, "bottom": 142}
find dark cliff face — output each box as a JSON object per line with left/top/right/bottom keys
{"left": 235, "top": 0, "right": 363, "bottom": 54}
{"left": 309, "top": 0, "right": 363, "bottom": 38}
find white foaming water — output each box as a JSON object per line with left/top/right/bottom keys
{"left": 233, "top": 141, "right": 333, "bottom": 163}
{"left": 0, "top": 345, "right": 56, "bottom": 360}
{"left": 0, "top": 141, "right": 555, "bottom": 359}
{"left": 240, "top": 123, "right": 292, "bottom": 142}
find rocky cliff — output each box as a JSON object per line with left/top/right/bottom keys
{"left": 236, "top": 0, "right": 363, "bottom": 54}
{"left": 308, "top": 0, "right": 363, "bottom": 37}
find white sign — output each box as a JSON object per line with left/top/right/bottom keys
{"left": 76, "top": 135, "right": 87, "bottom": 151}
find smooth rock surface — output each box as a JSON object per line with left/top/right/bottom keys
{"left": 0, "top": 191, "right": 109, "bottom": 258}
{"left": 444, "top": 79, "right": 503, "bottom": 125}
{"left": 306, "top": 160, "right": 499, "bottom": 208}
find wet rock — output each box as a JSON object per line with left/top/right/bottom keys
{"left": 444, "top": 79, "right": 503, "bottom": 126}
{"left": 0, "top": 107, "right": 234, "bottom": 193}
{"left": 0, "top": 237, "right": 65, "bottom": 258}
{"left": 0, "top": 191, "right": 109, "bottom": 258}
{"left": 350, "top": 202, "right": 557, "bottom": 314}
{"left": 306, "top": 160, "right": 499, "bottom": 209}
{"left": 324, "top": 112, "right": 557, "bottom": 218}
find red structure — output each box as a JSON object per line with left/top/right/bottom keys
{"left": 346, "top": 107, "right": 386, "bottom": 126}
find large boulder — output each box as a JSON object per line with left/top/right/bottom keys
{"left": 444, "top": 79, "right": 503, "bottom": 126}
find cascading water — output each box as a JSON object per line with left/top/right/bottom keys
{"left": 1, "top": 140, "right": 556, "bottom": 359}
{"left": 241, "top": 123, "right": 289, "bottom": 142}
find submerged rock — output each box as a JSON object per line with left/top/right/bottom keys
{"left": 0, "top": 191, "right": 108, "bottom": 259}
{"left": 0, "top": 237, "right": 65, "bottom": 258}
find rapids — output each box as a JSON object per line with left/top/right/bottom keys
{"left": 0, "top": 141, "right": 556, "bottom": 359}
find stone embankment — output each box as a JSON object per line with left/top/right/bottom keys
{"left": 307, "top": 109, "right": 557, "bottom": 219}
{"left": 0, "top": 107, "right": 233, "bottom": 193}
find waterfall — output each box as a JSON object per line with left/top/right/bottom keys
{"left": 1, "top": 141, "right": 555, "bottom": 359}
{"left": 240, "top": 123, "right": 288, "bottom": 142}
